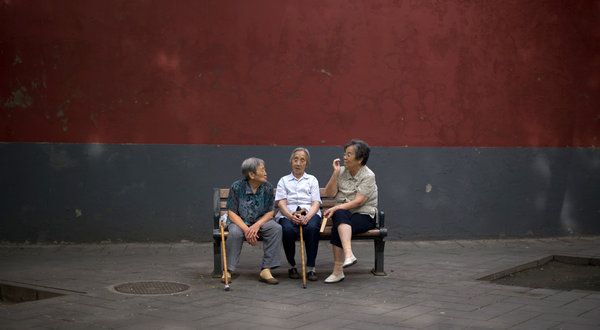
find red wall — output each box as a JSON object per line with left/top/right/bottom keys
{"left": 1, "top": 0, "right": 598, "bottom": 147}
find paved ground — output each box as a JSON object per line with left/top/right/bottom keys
{"left": 1, "top": 237, "right": 600, "bottom": 329}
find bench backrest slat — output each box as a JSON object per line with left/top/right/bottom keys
{"left": 219, "top": 188, "right": 328, "bottom": 196}
{"left": 219, "top": 199, "right": 337, "bottom": 210}
{"left": 214, "top": 187, "right": 384, "bottom": 231}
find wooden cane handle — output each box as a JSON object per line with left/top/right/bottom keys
{"left": 320, "top": 217, "right": 328, "bottom": 233}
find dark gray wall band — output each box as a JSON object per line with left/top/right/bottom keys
{"left": 1, "top": 143, "right": 599, "bottom": 242}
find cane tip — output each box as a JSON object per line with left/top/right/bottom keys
{"left": 224, "top": 285, "right": 231, "bottom": 291}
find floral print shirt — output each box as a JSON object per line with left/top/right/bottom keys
{"left": 227, "top": 179, "right": 275, "bottom": 225}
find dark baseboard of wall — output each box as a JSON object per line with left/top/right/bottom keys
{"left": 1, "top": 143, "right": 599, "bottom": 242}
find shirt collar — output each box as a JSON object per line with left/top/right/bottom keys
{"left": 243, "top": 179, "right": 262, "bottom": 194}
{"left": 346, "top": 166, "right": 365, "bottom": 179}
{"left": 287, "top": 172, "right": 308, "bottom": 181}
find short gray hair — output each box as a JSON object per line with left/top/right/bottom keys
{"left": 344, "top": 139, "right": 370, "bottom": 165}
{"left": 289, "top": 147, "right": 310, "bottom": 167}
{"left": 241, "top": 157, "right": 264, "bottom": 179}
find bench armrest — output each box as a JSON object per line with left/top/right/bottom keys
{"left": 377, "top": 210, "right": 385, "bottom": 228}
{"left": 213, "top": 188, "right": 222, "bottom": 229}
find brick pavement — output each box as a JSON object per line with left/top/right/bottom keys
{"left": 0, "top": 237, "right": 599, "bottom": 329}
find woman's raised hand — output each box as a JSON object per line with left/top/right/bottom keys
{"left": 332, "top": 158, "right": 341, "bottom": 172}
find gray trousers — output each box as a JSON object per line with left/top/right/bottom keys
{"left": 226, "top": 219, "right": 282, "bottom": 272}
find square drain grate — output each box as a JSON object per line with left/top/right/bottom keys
{"left": 0, "top": 282, "right": 66, "bottom": 305}
{"left": 479, "top": 255, "right": 600, "bottom": 292}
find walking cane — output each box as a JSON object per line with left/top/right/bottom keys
{"left": 299, "top": 224, "right": 307, "bottom": 289}
{"left": 219, "top": 220, "right": 231, "bottom": 291}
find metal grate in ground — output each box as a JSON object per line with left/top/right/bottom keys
{"left": 112, "top": 281, "right": 190, "bottom": 295}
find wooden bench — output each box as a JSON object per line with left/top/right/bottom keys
{"left": 211, "top": 187, "right": 387, "bottom": 277}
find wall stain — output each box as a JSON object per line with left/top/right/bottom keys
{"left": 56, "top": 100, "right": 71, "bottom": 132}
{"left": 13, "top": 54, "right": 22, "bottom": 65}
{"left": 47, "top": 147, "right": 78, "bottom": 170}
{"left": 3, "top": 86, "right": 33, "bottom": 109}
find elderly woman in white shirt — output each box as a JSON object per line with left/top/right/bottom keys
{"left": 275, "top": 147, "right": 322, "bottom": 281}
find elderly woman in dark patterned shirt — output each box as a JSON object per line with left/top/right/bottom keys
{"left": 322, "top": 139, "right": 378, "bottom": 283}
{"left": 225, "top": 157, "right": 282, "bottom": 285}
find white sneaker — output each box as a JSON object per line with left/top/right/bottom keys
{"left": 342, "top": 256, "right": 357, "bottom": 268}
{"left": 324, "top": 273, "right": 345, "bottom": 283}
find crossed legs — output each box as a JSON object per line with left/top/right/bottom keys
{"left": 327, "top": 210, "right": 375, "bottom": 281}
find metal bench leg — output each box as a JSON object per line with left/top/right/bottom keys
{"left": 212, "top": 240, "right": 222, "bottom": 278}
{"left": 371, "top": 238, "right": 387, "bottom": 276}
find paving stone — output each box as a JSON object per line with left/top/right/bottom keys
{"left": 579, "top": 307, "right": 600, "bottom": 321}
{"left": 328, "top": 310, "right": 379, "bottom": 323}
{"left": 528, "top": 288, "right": 564, "bottom": 297}
{"left": 585, "top": 293, "right": 600, "bottom": 300}
{"left": 510, "top": 318, "right": 562, "bottom": 329}
{"left": 237, "top": 314, "right": 305, "bottom": 328}
{"left": 533, "top": 312, "right": 600, "bottom": 326}
{"left": 237, "top": 305, "right": 307, "bottom": 319}
{"left": 0, "top": 317, "right": 57, "bottom": 329}
{"left": 344, "top": 320, "right": 415, "bottom": 330}
{"left": 379, "top": 304, "right": 438, "bottom": 321}
{"left": 138, "top": 307, "right": 208, "bottom": 322}
{"left": 396, "top": 313, "right": 450, "bottom": 328}
{"left": 487, "top": 308, "right": 541, "bottom": 327}
{"left": 112, "top": 317, "right": 201, "bottom": 330}
{"left": 0, "top": 305, "right": 62, "bottom": 321}
{"left": 249, "top": 299, "right": 309, "bottom": 312}
{"left": 423, "top": 315, "right": 508, "bottom": 329}
{"left": 321, "top": 302, "right": 392, "bottom": 315}
{"left": 520, "top": 304, "right": 597, "bottom": 317}
{"left": 38, "top": 320, "right": 110, "bottom": 330}
{"left": 295, "top": 317, "right": 355, "bottom": 329}
{"left": 544, "top": 290, "right": 594, "bottom": 302}
{"left": 501, "top": 296, "right": 575, "bottom": 308}
{"left": 423, "top": 322, "right": 501, "bottom": 330}
{"left": 416, "top": 300, "right": 481, "bottom": 312}
{"left": 560, "top": 298, "right": 600, "bottom": 314}
{"left": 431, "top": 302, "right": 524, "bottom": 321}
{"left": 550, "top": 323, "right": 600, "bottom": 330}
{"left": 287, "top": 309, "right": 335, "bottom": 323}
{"left": 362, "top": 313, "right": 415, "bottom": 326}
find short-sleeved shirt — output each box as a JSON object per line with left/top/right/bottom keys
{"left": 275, "top": 172, "right": 322, "bottom": 219}
{"left": 336, "top": 165, "right": 378, "bottom": 217}
{"left": 226, "top": 179, "right": 275, "bottom": 225}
